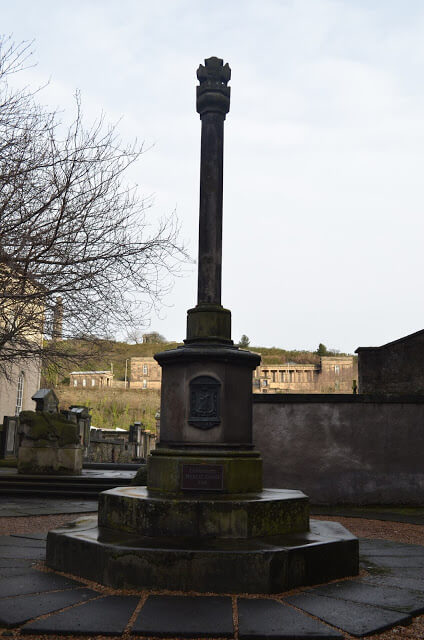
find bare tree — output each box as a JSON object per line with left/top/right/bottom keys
{"left": 0, "top": 37, "right": 185, "bottom": 379}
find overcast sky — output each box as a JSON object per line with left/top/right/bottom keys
{"left": 3, "top": 0, "right": 424, "bottom": 353}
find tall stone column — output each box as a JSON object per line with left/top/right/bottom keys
{"left": 186, "top": 56, "right": 232, "bottom": 344}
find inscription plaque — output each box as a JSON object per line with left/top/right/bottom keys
{"left": 189, "top": 375, "right": 221, "bottom": 429}
{"left": 181, "top": 464, "right": 224, "bottom": 490}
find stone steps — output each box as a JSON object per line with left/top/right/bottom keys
{"left": 0, "top": 472, "right": 135, "bottom": 497}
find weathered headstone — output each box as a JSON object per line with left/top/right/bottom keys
{"left": 17, "top": 411, "right": 82, "bottom": 475}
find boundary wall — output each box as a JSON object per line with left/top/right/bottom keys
{"left": 252, "top": 394, "right": 424, "bottom": 505}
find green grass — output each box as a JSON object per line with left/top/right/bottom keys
{"left": 56, "top": 386, "right": 160, "bottom": 431}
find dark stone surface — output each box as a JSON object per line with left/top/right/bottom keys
{"left": 10, "top": 532, "right": 48, "bottom": 541}
{"left": 46, "top": 517, "right": 358, "bottom": 594}
{"left": 361, "top": 572, "right": 424, "bottom": 592}
{"left": 0, "top": 587, "right": 96, "bottom": 627}
{"left": 363, "top": 555, "right": 424, "bottom": 568}
{"left": 285, "top": 592, "right": 411, "bottom": 636}
{"left": 304, "top": 579, "right": 424, "bottom": 615}
{"left": 153, "top": 347, "right": 259, "bottom": 452}
{"left": 23, "top": 595, "right": 138, "bottom": 635}
{"left": 98, "top": 487, "right": 309, "bottom": 539}
{"left": 195, "top": 57, "right": 230, "bottom": 308}
{"left": 0, "top": 567, "right": 34, "bottom": 578}
{"left": 0, "top": 545, "right": 45, "bottom": 560}
{"left": 132, "top": 595, "right": 233, "bottom": 637}
{"left": 359, "top": 539, "right": 424, "bottom": 554}
{"left": 0, "top": 558, "right": 36, "bottom": 568}
{"left": 0, "top": 570, "right": 82, "bottom": 597}
{"left": 0, "top": 535, "right": 46, "bottom": 548}
{"left": 253, "top": 395, "right": 424, "bottom": 505}
{"left": 356, "top": 328, "right": 424, "bottom": 394}
{"left": 238, "top": 598, "right": 343, "bottom": 639}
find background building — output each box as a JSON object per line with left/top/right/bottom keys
{"left": 0, "top": 359, "right": 41, "bottom": 422}
{"left": 130, "top": 357, "right": 162, "bottom": 390}
{"left": 130, "top": 355, "right": 356, "bottom": 394}
{"left": 69, "top": 370, "right": 114, "bottom": 389}
{"left": 253, "top": 356, "right": 357, "bottom": 394}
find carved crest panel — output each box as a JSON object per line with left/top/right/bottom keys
{"left": 189, "top": 375, "right": 221, "bottom": 430}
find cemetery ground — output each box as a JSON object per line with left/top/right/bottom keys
{"left": 0, "top": 501, "right": 423, "bottom": 639}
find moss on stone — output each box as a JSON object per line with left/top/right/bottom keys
{"left": 131, "top": 465, "right": 147, "bottom": 486}
{"left": 20, "top": 411, "right": 79, "bottom": 446}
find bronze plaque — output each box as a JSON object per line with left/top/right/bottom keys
{"left": 181, "top": 464, "right": 224, "bottom": 491}
{"left": 189, "top": 375, "right": 221, "bottom": 429}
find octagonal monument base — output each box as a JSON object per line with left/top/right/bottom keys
{"left": 46, "top": 488, "right": 359, "bottom": 594}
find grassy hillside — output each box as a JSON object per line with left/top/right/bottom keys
{"left": 43, "top": 338, "right": 353, "bottom": 385}
{"left": 46, "top": 339, "right": 352, "bottom": 430}
{"left": 56, "top": 386, "right": 160, "bottom": 431}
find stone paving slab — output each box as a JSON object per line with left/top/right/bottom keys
{"left": 0, "top": 587, "right": 97, "bottom": 627}
{"left": 132, "top": 594, "right": 234, "bottom": 637}
{"left": 298, "top": 579, "right": 424, "bottom": 615}
{"left": 0, "top": 545, "right": 45, "bottom": 560}
{"left": 0, "top": 535, "right": 46, "bottom": 548}
{"left": 0, "top": 558, "right": 36, "bottom": 568}
{"left": 238, "top": 598, "right": 343, "bottom": 639}
{"left": 359, "top": 539, "right": 424, "bottom": 555}
{"left": 23, "top": 595, "right": 139, "bottom": 635}
{"left": 0, "top": 570, "right": 83, "bottom": 598}
{"left": 0, "top": 566, "right": 35, "bottom": 578}
{"left": 10, "top": 532, "right": 48, "bottom": 541}
{"left": 363, "top": 555, "right": 424, "bottom": 568}
{"left": 285, "top": 592, "right": 412, "bottom": 637}
{"left": 0, "top": 534, "right": 420, "bottom": 637}
{"left": 0, "top": 497, "right": 98, "bottom": 517}
{"left": 361, "top": 572, "right": 424, "bottom": 593}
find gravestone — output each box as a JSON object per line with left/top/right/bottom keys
{"left": 0, "top": 416, "right": 19, "bottom": 459}
{"left": 46, "top": 57, "right": 359, "bottom": 593}
{"left": 17, "top": 411, "right": 82, "bottom": 475}
{"left": 31, "top": 389, "right": 59, "bottom": 413}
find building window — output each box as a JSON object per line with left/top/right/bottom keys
{"left": 91, "top": 379, "right": 96, "bottom": 387}
{"left": 262, "top": 379, "right": 268, "bottom": 387}
{"left": 335, "top": 365, "right": 340, "bottom": 375}
{"left": 143, "top": 364, "right": 148, "bottom": 375}
{"left": 143, "top": 379, "right": 147, "bottom": 389}
{"left": 15, "top": 372, "right": 24, "bottom": 415}
{"left": 73, "top": 379, "right": 77, "bottom": 387}
{"left": 82, "top": 378, "right": 86, "bottom": 387}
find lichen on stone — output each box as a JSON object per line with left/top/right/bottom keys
{"left": 19, "top": 411, "right": 79, "bottom": 446}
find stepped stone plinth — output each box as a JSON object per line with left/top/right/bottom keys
{"left": 46, "top": 56, "right": 359, "bottom": 594}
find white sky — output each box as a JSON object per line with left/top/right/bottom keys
{"left": 3, "top": 0, "right": 424, "bottom": 353}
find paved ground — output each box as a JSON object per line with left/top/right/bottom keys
{"left": 0, "top": 468, "right": 136, "bottom": 480}
{"left": 311, "top": 506, "right": 424, "bottom": 526}
{"left": 0, "top": 531, "right": 423, "bottom": 638}
{"left": 0, "top": 497, "right": 98, "bottom": 517}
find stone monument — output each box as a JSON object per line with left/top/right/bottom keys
{"left": 46, "top": 57, "right": 358, "bottom": 593}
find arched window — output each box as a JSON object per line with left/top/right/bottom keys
{"left": 15, "top": 372, "right": 25, "bottom": 415}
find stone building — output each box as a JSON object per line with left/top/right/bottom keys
{"left": 69, "top": 370, "right": 113, "bottom": 389}
{"left": 0, "top": 359, "right": 41, "bottom": 424}
{"left": 253, "top": 356, "right": 357, "bottom": 394}
{"left": 356, "top": 329, "right": 424, "bottom": 394}
{"left": 130, "top": 355, "right": 356, "bottom": 394}
{"left": 130, "top": 357, "right": 162, "bottom": 390}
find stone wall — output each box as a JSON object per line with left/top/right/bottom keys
{"left": 356, "top": 329, "right": 424, "bottom": 394}
{"left": 252, "top": 394, "right": 424, "bottom": 505}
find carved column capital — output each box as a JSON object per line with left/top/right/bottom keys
{"left": 196, "top": 56, "right": 231, "bottom": 117}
